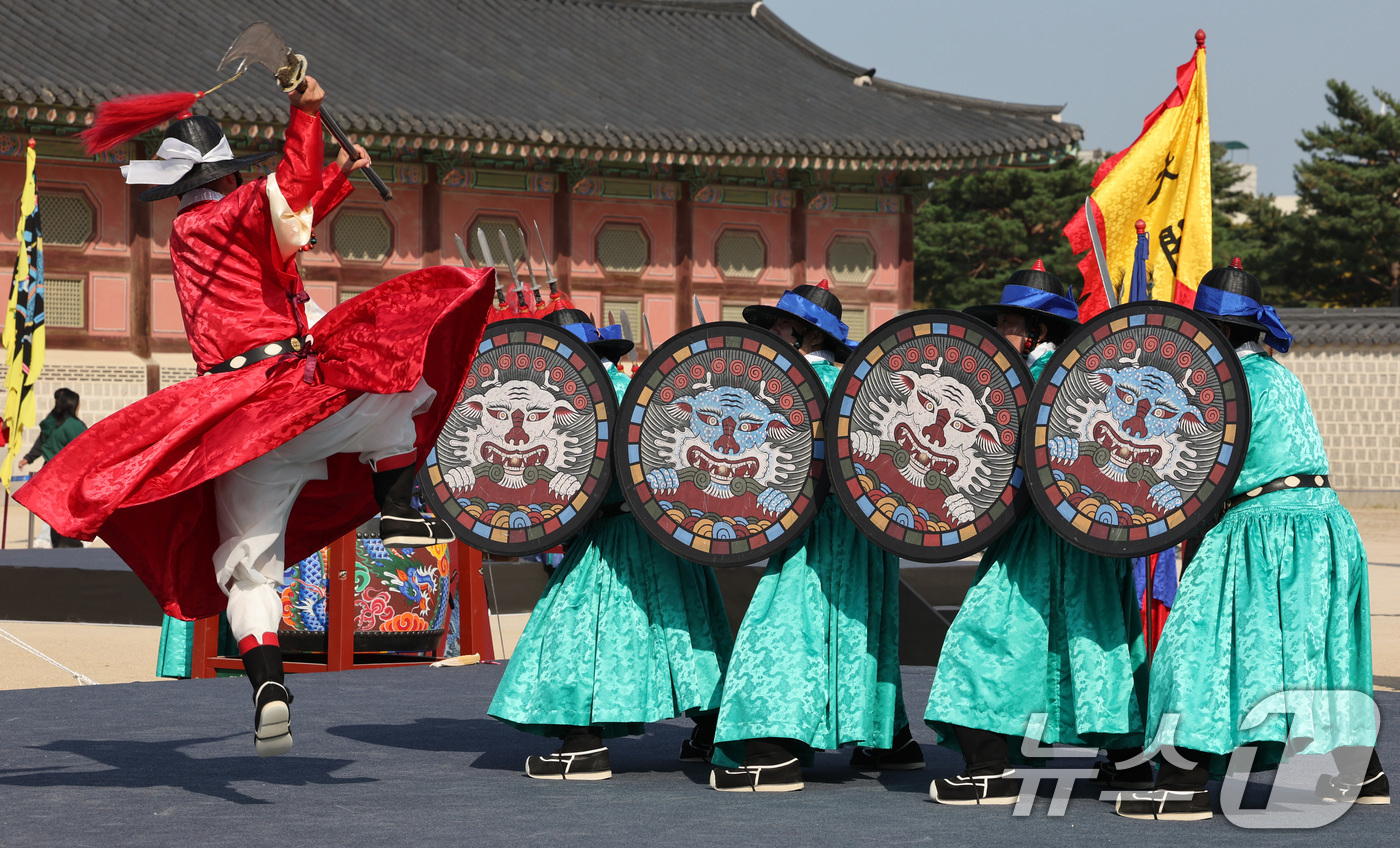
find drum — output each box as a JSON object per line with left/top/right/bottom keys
{"left": 616, "top": 322, "right": 828, "bottom": 566}
{"left": 418, "top": 318, "right": 617, "bottom": 556}
{"left": 825, "top": 310, "right": 1034, "bottom": 562}
{"left": 1022, "top": 301, "right": 1250, "bottom": 557}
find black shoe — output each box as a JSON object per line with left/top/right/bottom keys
{"left": 850, "top": 737, "right": 926, "bottom": 771}
{"left": 1093, "top": 759, "right": 1155, "bottom": 791}
{"left": 379, "top": 514, "right": 455, "bottom": 547}
{"left": 1115, "top": 789, "right": 1213, "bottom": 821}
{"left": 679, "top": 737, "right": 714, "bottom": 763}
{"left": 253, "top": 681, "right": 293, "bottom": 758}
{"left": 525, "top": 747, "right": 612, "bottom": 780}
{"left": 709, "top": 759, "right": 804, "bottom": 792}
{"left": 929, "top": 770, "right": 1021, "bottom": 805}
{"left": 1316, "top": 771, "right": 1391, "bottom": 805}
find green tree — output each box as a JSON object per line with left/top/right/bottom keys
{"left": 913, "top": 157, "right": 1095, "bottom": 310}
{"left": 1287, "top": 80, "right": 1400, "bottom": 307}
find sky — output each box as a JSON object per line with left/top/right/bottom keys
{"left": 767, "top": 0, "right": 1400, "bottom": 196}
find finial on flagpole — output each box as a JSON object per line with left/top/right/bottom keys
{"left": 1230, "top": 256, "right": 1243, "bottom": 269}
{"left": 1135, "top": 219, "right": 1147, "bottom": 234}
{"left": 1032, "top": 259, "right": 1045, "bottom": 272}
{"left": 1196, "top": 29, "right": 1206, "bottom": 48}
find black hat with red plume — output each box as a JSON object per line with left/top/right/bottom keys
{"left": 79, "top": 86, "right": 272, "bottom": 202}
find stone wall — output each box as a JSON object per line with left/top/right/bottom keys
{"left": 1277, "top": 344, "right": 1400, "bottom": 508}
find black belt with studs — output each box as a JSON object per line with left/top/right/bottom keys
{"left": 1225, "top": 474, "right": 1330, "bottom": 511}
{"left": 207, "top": 336, "right": 307, "bottom": 375}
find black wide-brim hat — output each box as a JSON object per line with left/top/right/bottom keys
{"left": 137, "top": 116, "right": 273, "bottom": 202}
{"left": 541, "top": 307, "right": 634, "bottom": 362}
{"left": 965, "top": 262, "right": 1079, "bottom": 338}
{"left": 742, "top": 282, "right": 854, "bottom": 363}
{"left": 1194, "top": 260, "right": 1268, "bottom": 333}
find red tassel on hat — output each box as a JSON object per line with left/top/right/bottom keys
{"left": 1229, "top": 257, "right": 1244, "bottom": 269}
{"left": 79, "top": 90, "right": 206, "bottom": 155}
{"left": 816, "top": 279, "right": 831, "bottom": 290}
{"left": 1032, "top": 259, "right": 1046, "bottom": 271}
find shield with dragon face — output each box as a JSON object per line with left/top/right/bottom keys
{"left": 826, "top": 310, "right": 1034, "bottom": 562}
{"left": 1024, "top": 301, "right": 1251, "bottom": 557}
{"left": 617, "top": 322, "right": 828, "bottom": 566}
{"left": 418, "top": 319, "right": 616, "bottom": 556}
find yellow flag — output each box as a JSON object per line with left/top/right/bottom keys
{"left": 1064, "top": 31, "right": 1212, "bottom": 319}
{"left": 3, "top": 138, "right": 46, "bottom": 491}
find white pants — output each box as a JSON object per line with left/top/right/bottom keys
{"left": 216, "top": 380, "right": 436, "bottom": 645}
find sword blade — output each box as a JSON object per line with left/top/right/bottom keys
{"left": 497, "top": 231, "right": 523, "bottom": 289}
{"left": 692, "top": 295, "right": 707, "bottom": 325}
{"left": 1084, "top": 197, "right": 1118, "bottom": 309}
{"left": 476, "top": 228, "right": 497, "bottom": 268}
{"left": 620, "top": 310, "right": 634, "bottom": 343}
{"left": 520, "top": 228, "right": 542, "bottom": 298}
{"left": 532, "top": 220, "right": 558, "bottom": 294}
{"left": 453, "top": 233, "right": 476, "bottom": 268}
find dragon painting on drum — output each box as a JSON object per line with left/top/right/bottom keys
{"left": 1044, "top": 339, "right": 1224, "bottom": 522}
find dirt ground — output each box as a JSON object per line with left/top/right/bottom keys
{"left": 4, "top": 510, "right": 1399, "bottom": 691}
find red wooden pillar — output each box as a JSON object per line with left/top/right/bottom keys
{"left": 452, "top": 540, "right": 494, "bottom": 661}
{"left": 675, "top": 182, "right": 694, "bottom": 330}
{"left": 898, "top": 194, "right": 916, "bottom": 311}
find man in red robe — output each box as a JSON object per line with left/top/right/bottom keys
{"left": 17, "top": 77, "right": 492, "bottom": 756}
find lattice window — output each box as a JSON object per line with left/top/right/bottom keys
{"left": 596, "top": 225, "right": 648, "bottom": 274}
{"left": 602, "top": 300, "right": 641, "bottom": 330}
{"left": 468, "top": 218, "right": 526, "bottom": 269}
{"left": 845, "top": 307, "right": 868, "bottom": 341}
{"left": 721, "top": 304, "right": 748, "bottom": 323}
{"left": 45, "top": 277, "right": 85, "bottom": 328}
{"left": 340, "top": 287, "right": 369, "bottom": 304}
{"left": 333, "top": 211, "right": 392, "bottom": 262}
{"left": 827, "top": 238, "right": 875, "bottom": 285}
{"left": 36, "top": 194, "right": 93, "bottom": 247}
{"left": 716, "top": 231, "right": 765, "bottom": 279}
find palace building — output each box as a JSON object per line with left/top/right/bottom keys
{"left": 1, "top": 0, "right": 1080, "bottom": 438}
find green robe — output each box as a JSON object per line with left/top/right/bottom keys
{"left": 488, "top": 363, "right": 734, "bottom": 738}
{"left": 713, "top": 358, "right": 908, "bottom": 768}
{"left": 1143, "top": 350, "right": 1375, "bottom": 773}
{"left": 924, "top": 348, "right": 1148, "bottom": 758}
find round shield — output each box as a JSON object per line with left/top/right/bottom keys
{"left": 418, "top": 318, "right": 616, "bottom": 556}
{"left": 825, "top": 310, "right": 1034, "bottom": 562}
{"left": 1023, "top": 301, "right": 1251, "bottom": 558}
{"left": 617, "top": 322, "right": 828, "bottom": 567}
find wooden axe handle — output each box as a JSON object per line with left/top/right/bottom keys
{"left": 320, "top": 108, "right": 392, "bottom": 201}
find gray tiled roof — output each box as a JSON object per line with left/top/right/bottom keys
{"left": 0, "top": 0, "right": 1080, "bottom": 165}
{"left": 1277, "top": 308, "right": 1400, "bottom": 346}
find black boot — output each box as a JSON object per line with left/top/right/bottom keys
{"left": 850, "top": 723, "right": 925, "bottom": 771}
{"left": 1318, "top": 748, "right": 1390, "bottom": 805}
{"left": 680, "top": 713, "right": 717, "bottom": 763}
{"left": 929, "top": 726, "right": 1019, "bottom": 805}
{"left": 710, "top": 738, "right": 804, "bottom": 792}
{"left": 525, "top": 726, "right": 610, "bottom": 780}
{"left": 241, "top": 644, "right": 293, "bottom": 758}
{"left": 1094, "top": 747, "right": 1155, "bottom": 791}
{"left": 1115, "top": 747, "right": 1212, "bottom": 821}
{"left": 373, "top": 464, "right": 452, "bottom": 546}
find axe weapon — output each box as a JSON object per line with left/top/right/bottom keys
{"left": 219, "top": 22, "right": 393, "bottom": 201}
{"left": 497, "top": 231, "right": 530, "bottom": 312}
{"left": 520, "top": 228, "right": 545, "bottom": 305}
{"left": 457, "top": 232, "right": 510, "bottom": 308}
{"left": 692, "top": 295, "right": 707, "bottom": 325}
{"left": 1083, "top": 196, "right": 1118, "bottom": 308}
{"left": 532, "top": 220, "right": 560, "bottom": 299}
{"left": 620, "top": 309, "right": 637, "bottom": 364}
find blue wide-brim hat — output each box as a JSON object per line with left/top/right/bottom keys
{"left": 742, "top": 281, "right": 857, "bottom": 362}
{"left": 1192, "top": 258, "right": 1293, "bottom": 353}
{"left": 965, "top": 260, "right": 1079, "bottom": 338}
{"left": 541, "top": 308, "right": 634, "bottom": 362}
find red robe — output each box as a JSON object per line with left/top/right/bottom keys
{"left": 16, "top": 106, "right": 492, "bottom": 620}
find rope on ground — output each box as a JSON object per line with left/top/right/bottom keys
{"left": 0, "top": 627, "right": 99, "bottom": 685}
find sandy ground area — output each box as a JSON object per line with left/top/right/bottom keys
{"left": 4, "top": 510, "right": 1398, "bottom": 692}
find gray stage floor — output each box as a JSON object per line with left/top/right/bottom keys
{"left": 0, "top": 664, "right": 1394, "bottom": 847}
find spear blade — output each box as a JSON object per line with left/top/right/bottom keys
{"left": 532, "top": 220, "right": 559, "bottom": 295}
{"left": 520, "top": 227, "right": 543, "bottom": 302}
{"left": 642, "top": 314, "right": 655, "bottom": 353}
{"left": 692, "top": 295, "right": 707, "bottom": 325}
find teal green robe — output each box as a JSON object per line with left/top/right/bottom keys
{"left": 488, "top": 364, "right": 734, "bottom": 738}
{"left": 924, "top": 348, "right": 1148, "bottom": 758}
{"left": 1144, "top": 350, "right": 1375, "bottom": 772}
{"left": 713, "top": 358, "right": 908, "bottom": 768}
